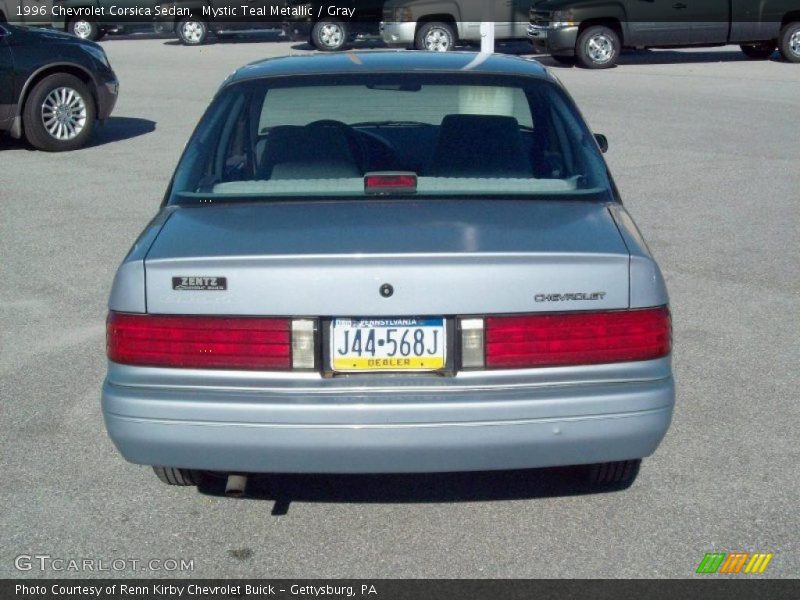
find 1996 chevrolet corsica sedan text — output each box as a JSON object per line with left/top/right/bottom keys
{"left": 103, "top": 52, "right": 673, "bottom": 492}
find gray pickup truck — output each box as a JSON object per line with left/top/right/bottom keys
{"left": 528, "top": 0, "right": 800, "bottom": 68}
{"left": 380, "top": 0, "right": 531, "bottom": 51}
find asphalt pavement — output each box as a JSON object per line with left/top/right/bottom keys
{"left": 1, "top": 37, "right": 798, "bottom": 578}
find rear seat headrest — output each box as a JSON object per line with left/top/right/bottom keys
{"left": 427, "top": 114, "right": 532, "bottom": 178}
{"left": 258, "top": 124, "right": 360, "bottom": 179}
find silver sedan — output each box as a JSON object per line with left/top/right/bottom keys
{"left": 103, "top": 52, "right": 673, "bottom": 493}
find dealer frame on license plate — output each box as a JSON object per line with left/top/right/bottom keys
{"left": 327, "top": 317, "right": 450, "bottom": 373}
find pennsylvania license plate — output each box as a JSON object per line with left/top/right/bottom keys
{"left": 331, "top": 318, "right": 446, "bottom": 372}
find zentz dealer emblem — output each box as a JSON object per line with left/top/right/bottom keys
{"left": 172, "top": 277, "right": 227, "bottom": 291}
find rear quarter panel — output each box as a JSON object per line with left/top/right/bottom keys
{"left": 109, "top": 208, "right": 176, "bottom": 314}
{"left": 607, "top": 204, "right": 669, "bottom": 309}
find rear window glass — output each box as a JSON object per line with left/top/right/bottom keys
{"left": 169, "top": 74, "right": 611, "bottom": 204}
{"left": 258, "top": 85, "right": 534, "bottom": 129}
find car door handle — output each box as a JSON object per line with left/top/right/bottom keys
{"left": 673, "top": 2, "right": 687, "bottom": 8}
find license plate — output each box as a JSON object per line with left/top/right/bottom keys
{"left": 331, "top": 318, "right": 446, "bottom": 372}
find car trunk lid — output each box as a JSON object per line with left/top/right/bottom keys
{"left": 144, "top": 200, "right": 630, "bottom": 316}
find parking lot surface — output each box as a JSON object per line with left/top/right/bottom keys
{"left": 1, "top": 38, "right": 798, "bottom": 578}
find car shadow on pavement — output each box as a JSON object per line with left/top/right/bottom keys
{"left": 87, "top": 116, "right": 156, "bottom": 147}
{"left": 0, "top": 117, "right": 157, "bottom": 151}
{"left": 197, "top": 467, "right": 631, "bottom": 515}
{"left": 163, "top": 31, "right": 285, "bottom": 46}
{"left": 539, "top": 48, "right": 785, "bottom": 68}
{"left": 0, "top": 134, "right": 28, "bottom": 151}
{"left": 290, "top": 40, "right": 387, "bottom": 52}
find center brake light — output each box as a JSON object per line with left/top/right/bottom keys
{"left": 106, "top": 313, "right": 311, "bottom": 370}
{"left": 364, "top": 172, "right": 418, "bottom": 195}
{"left": 480, "top": 307, "right": 671, "bottom": 369}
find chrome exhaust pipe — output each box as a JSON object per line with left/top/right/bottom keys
{"left": 225, "top": 474, "right": 247, "bottom": 498}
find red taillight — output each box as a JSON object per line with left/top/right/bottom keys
{"left": 107, "top": 312, "right": 291, "bottom": 370}
{"left": 364, "top": 172, "right": 417, "bottom": 195}
{"left": 485, "top": 307, "right": 671, "bottom": 369}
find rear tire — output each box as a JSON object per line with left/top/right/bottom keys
{"left": 740, "top": 42, "right": 775, "bottom": 59}
{"left": 23, "top": 73, "right": 96, "bottom": 152}
{"left": 312, "top": 20, "right": 348, "bottom": 51}
{"left": 576, "top": 25, "right": 621, "bottom": 69}
{"left": 778, "top": 22, "right": 800, "bottom": 62}
{"left": 153, "top": 466, "right": 200, "bottom": 486}
{"left": 586, "top": 459, "right": 641, "bottom": 487}
{"left": 177, "top": 17, "right": 209, "bottom": 45}
{"left": 415, "top": 22, "right": 456, "bottom": 52}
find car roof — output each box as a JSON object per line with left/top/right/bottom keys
{"left": 227, "top": 51, "right": 554, "bottom": 85}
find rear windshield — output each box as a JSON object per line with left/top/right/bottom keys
{"left": 168, "top": 73, "right": 612, "bottom": 204}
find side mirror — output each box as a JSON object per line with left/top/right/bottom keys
{"left": 594, "top": 133, "right": 609, "bottom": 153}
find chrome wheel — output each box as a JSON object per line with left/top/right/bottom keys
{"left": 425, "top": 27, "right": 452, "bottom": 51}
{"left": 318, "top": 23, "right": 344, "bottom": 49}
{"left": 586, "top": 33, "right": 614, "bottom": 64}
{"left": 181, "top": 21, "right": 205, "bottom": 44}
{"left": 72, "top": 20, "right": 93, "bottom": 39}
{"left": 791, "top": 30, "right": 800, "bottom": 57}
{"left": 41, "top": 87, "right": 87, "bottom": 141}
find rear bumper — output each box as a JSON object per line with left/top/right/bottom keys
{"left": 281, "top": 21, "right": 312, "bottom": 41}
{"left": 528, "top": 24, "right": 579, "bottom": 56}
{"left": 380, "top": 21, "right": 416, "bottom": 46}
{"left": 102, "top": 360, "right": 674, "bottom": 474}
